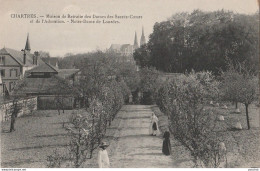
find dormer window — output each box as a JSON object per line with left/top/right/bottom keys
{"left": 0, "top": 56, "right": 5, "bottom": 65}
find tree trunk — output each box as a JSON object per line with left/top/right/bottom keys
{"left": 235, "top": 102, "right": 238, "bottom": 109}
{"left": 76, "top": 144, "right": 80, "bottom": 168}
{"left": 245, "top": 104, "right": 250, "bottom": 130}
{"left": 10, "top": 117, "right": 15, "bottom": 132}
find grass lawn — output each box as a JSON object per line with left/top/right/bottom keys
{"left": 1, "top": 110, "right": 72, "bottom": 168}
{"left": 0, "top": 108, "right": 124, "bottom": 168}
{"left": 1, "top": 103, "right": 259, "bottom": 168}
{"left": 152, "top": 102, "right": 260, "bottom": 168}
{"left": 211, "top": 102, "right": 260, "bottom": 168}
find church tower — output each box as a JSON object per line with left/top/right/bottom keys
{"left": 140, "top": 26, "right": 146, "bottom": 46}
{"left": 25, "top": 33, "right": 31, "bottom": 52}
{"left": 133, "top": 31, "right": 139, "bottom": 49}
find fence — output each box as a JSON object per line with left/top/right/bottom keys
{"left": 0, "top": 96, "right": 37, "bottom": 122}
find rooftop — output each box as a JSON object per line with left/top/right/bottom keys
{"left": 27, "top": 62, "right": 58, "bottom": 73}
{"left": 13, "top": 75, "right": 79, "bottom": 96}
{"left": 0, "top": 47, "right": 44, "bottom": 67}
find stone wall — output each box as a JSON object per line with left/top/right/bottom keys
{"left": 0, "top": 96, "right": 37, "bottom": 122}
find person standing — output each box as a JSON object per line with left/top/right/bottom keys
{"left": 162, "top": 131, "right": 171, "bottom": 156}
{"left": 98, "top": 142, "right": 110, "bottom": 168}
{"left": 149, "top": 113, "right": 160, "bottom": 136}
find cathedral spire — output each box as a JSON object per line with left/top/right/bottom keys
{"left": 140, "top": 26, "right": 146, "bottom": 46}
{"left": 25, "top": 33, "right": 31, "bottom": 52}
{"left": 134, "top": 31, "right": 139, "bottom": 49}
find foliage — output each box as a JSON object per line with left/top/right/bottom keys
{"left": 134, "top": 10, "right": 259, "bottom": 74}
{"left": 156, "top": 72, "right": 225, "bottom": 167}
{"left": 221, "top": 61, "right": 259, "bottom": 129}
{"left": 47, "top": 54, "right": 129, "bottom": 167}
{"left": 47, "top": 149, "right": 64, "bottom": 168}
{"left": 76, "top": 51, "right": 134, "bottom": 107}
{"left": 139, "top": 67, "right": 161, "bottom": 104}
{"left": 67, "top": 111, "right": 91, "bottom": 167}
{"left": 133, "top": 44, "right": 151, "bottom": 68}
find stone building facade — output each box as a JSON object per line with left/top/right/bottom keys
{"left": 0, "top": 34, "right": 43, "bottom": 95}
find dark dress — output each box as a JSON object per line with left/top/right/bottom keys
{"left": 162, "top": 131, "right": 171, "bottom": 156}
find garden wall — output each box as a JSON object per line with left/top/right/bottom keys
{"left": 0, "top": 96, "right": 37, "bottom": 122}
{"left": 37, "top": 95, "right": 75, "bottom": 110}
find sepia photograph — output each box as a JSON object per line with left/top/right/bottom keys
{"left": 0, "top": 0, "right": 259, "bottom": 169}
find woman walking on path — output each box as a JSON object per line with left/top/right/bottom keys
{"left": 149, "top": 113, "right": 160, "bottom": 136}
{"left": 162, "top": 131, "right": 171, "bottom": 156}
{"left": 98, "top": 142, "right": 110, "bottom": 168}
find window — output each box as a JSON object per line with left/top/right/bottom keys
{"left": 0, "top": 69, "right": 5, "bottom": 77}
{"left": 10, "top": 69, "right": 18, "bottom": 77}
{"left": 0, "top": 56, "right": 5, "bottom": 65}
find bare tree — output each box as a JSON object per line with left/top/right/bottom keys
{"left": 9, "top": 99, "right": 22, "bottom": 132}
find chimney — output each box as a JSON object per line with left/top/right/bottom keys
{"left": 34, "top": 51, "right": 39, "bottom": 65}
{"left": 21, "top": 49, "right": 26, "bottom": 64}
{"left": 23, "top": 53, "right": 26, "bottom": 64}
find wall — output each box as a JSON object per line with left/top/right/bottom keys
{"left": 0, "top": 96, "right": 37, "bottom": 122}
{"left": 0, "top": 54, "right": 21, "bottom": 92}
{"left": 37, "top": 95, "right": 75, "bottom": 110}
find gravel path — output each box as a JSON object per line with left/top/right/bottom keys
{"left": 107, "top": 105, "right": 175, "bottom": 168}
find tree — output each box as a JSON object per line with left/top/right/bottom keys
{"left": 115, "top": 62, "right": 140, "bottom": 92}
{"left": 237, "top": 75, "right": 258, "bottom": 129}
{"left": 220, "top": 62, "right": 241, "bottom": 108}
{"left": 156, "top": 72, "right": 225, "bottom": 167}
{"left": 133, "top": 44, "right": 151, "bottom": 68}
{"left": 38, "top": 51, "right": 50, "bottom": 58}
{"left": 139, "top": 67, "right": 161, "bottom": 104}
{"left": 51, "top": 76, "right": 79, "bottom": 114}
{"left": 221, "top": 61, "right": 258, "bottom": 129}
{"left": 87, "top": 98, "right": 105, "bottom": 158}
{"left": 9, "top": 99, "right": 22, "bottom": 132}
{"left": 68, "top": 111, "right": 91, "bottom": 167}
{"left": 134, "top": 10, "right": 259, "bottom": 74}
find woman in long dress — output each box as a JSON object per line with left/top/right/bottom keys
{"left": 149, "top": 113, "right": 160, "bottom": 136}
{"left": 98, "top": 142, "right": 110, "bottom": 168}
{"left": 162, "top": 131, "right": 171, "bottom": 155}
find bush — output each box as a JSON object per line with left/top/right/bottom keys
{"left": 156, "top": 71, "right": 225, "bottom": 167}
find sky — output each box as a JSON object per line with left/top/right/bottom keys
{"left": 0, "top": 0, "right": 258, "bottom": 57}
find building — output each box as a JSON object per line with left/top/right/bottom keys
{"left": 108, "top": 27, "right": 146, "bottom": 62}
{"left": 13, "top": 62, "right": 80, "bottom": 109}
{"left": 140, "top": 26, "right": 146, "bottom": 46}
{"left": 108, "top": 44, "right": 135, "bottom": 60}
{"left": 25, "top": 62, "right": 80, "bottom": 85}
{"left": 15, "top": 62, "right": 80, "bottom": 96}
{"left": 0, "top": 34, "right": 44, "bottom": 95}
